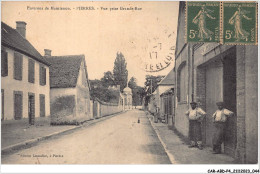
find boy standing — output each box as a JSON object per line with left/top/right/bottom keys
{"left": 212, "top": 102, "right": 234, "bottom": 154}
{"left": 185, "top": 102, "right": 206, "bottom": 150}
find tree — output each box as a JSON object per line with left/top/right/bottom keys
{"left": 127, "top": 76, "right": 145, "bottom": 106}
{"left": 144, "top": 75, "right": 165, "bottom": 95}
{"left": 128, "top": 77, "right": 137, "bottom": 89}
{"left": 101, "top": 71, "right": 115, "bottom": 88}
{"left": 89, "top": 79, "right": 119, "bottom": 103}
{"left": 113, "top": 52, "right": 128, "bottom": 91}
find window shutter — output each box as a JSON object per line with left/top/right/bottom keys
{"left": 1, "top": 50, "right": 8, "bottom": 77}
{"left": 40, "top": 94, "right": 45, "bottom": 117}
{"left": 14, "top": 52, "right": 23, "bottom": 80}
{"left": 40, "top": 65, "right": 46, "bottom": 86}
{"left": 14, "top": 91, "right": 23, "bottom": 120}
{"left": 43, "top": 67, "right": 46, "bottom": 85}
{"left": 28, "top": 59, "right": 35, "bottom": 83}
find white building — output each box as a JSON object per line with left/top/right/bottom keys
{"left": 123, "top": 86, "right": 132, "bottom": 110}
{"left": 1, "top": 21, "right": 50, "bottom": 124}
{"left": 46, "top": 52, "right": 92, "bottom": 123}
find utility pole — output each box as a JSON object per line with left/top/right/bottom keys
{"left": 149, "top": 79, "right": 153, "bottom": 95}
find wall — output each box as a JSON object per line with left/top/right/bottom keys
{"left": 50, "top": 88, "right": 76, "bottom": 117}
{"left": 244, "top": 46, "right": 258, "bottom": 164}
{"left": 93, "top": 99, "right": 123, "bottom": 118}
{"left": 1, "top": 46, "right": 50, "bottom": 120}
{"left": 76, "top": 60, "right": 92, "bottom": 120}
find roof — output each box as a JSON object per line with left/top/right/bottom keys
{"left": 1, "top": 22, "right": 50, "bottom": 66}
{"left": 48, "top": 55, "right": 89, "bottom": 88}
{"left": 160, "top": 88, "right": 174, "bottom": 97}
{"left": 123, "top": 87, "right": 132, "bottom": 93}
{"left": 158, "top": 68, "right": 175, "bottom": 86}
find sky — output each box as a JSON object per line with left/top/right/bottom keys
{"left": 2, "top": 1, "right": 179, "bottom": 86}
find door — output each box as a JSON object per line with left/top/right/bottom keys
{"left": 205, "top": 60, "right": 223, "bottom": 146}
{"left": 14, "top": 92, "right": 23, "bottom": 120}
{"left": 40, "top": 94, "right": 45, "bottom": 117}
{"left": 28, "top": 94, "right": 35, "bottom": 125}
{"left": 223, "top": 51, "right": 237, "bottom": 157}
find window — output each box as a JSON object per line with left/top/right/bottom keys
{"left": 40, "top": 94, "right": 45, "bottom": 117}
{"left": 28, "top": 59, "right": 35, "bottom": 83}
{"left": 39, "top": 65, "right": 46, "bottom": 86}
{"left": 14, "top": 91, "right": 23, "bottom": 120}
{"left": 177, "top": 62, "right": 186, "bottom": 102}
{"left": 14, "top": 52, "right": 23, "bottom": 80}
{"left": 1, "top": 50, "right": 8, "bottom": 77}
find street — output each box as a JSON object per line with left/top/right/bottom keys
{"left": 2, "top": 110, "right": 171, "bottom": 164}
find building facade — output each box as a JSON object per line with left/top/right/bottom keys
{"left": 174, "top": 2, "right": 258, "bottom": 163}
{"left": 148, "top": 69, "right": 175, "bottom": 119}
{"left": 1, "top": 21, "right": 50, "bottom": 124}
{"left": 47, "top": 51, "right": 92, "bottom": 123}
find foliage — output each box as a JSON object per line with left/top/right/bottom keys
{"left": 127, "top": 76, "right": 145, "bottom": 106}
{"left": 144, "top": 75, "right": 165, "bottom": 95}
{"left": 113, "top": 52, "right": 128, "bottom": 91}
{"left": 90, "top": 79, "right": 119, "bottom": 103}
{"left": 128, "top": 77, "right": 137, "bottom": 89}
{"left": 101, "top": 71, "right": 115, "bottom": 88}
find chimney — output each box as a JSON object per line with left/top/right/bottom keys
{"left": 44, "top": 49, "right": 52, "bottom": 57}
{"left": 16, "top": 21, "right": 27, "bottom": 38}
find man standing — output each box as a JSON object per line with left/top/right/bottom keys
{"left": 185, "top": 102, "right": 206, "bottom": 150}
{"left": 212, "top": 102, "right": 234, "bottom": 154}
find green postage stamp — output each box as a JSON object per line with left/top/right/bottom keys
{"left": 186, "top": 1, "right": 258, "bottom": 45}
{"left": 223, "top": 2, "right": 257, "bottom": 44}
{"left": 186, "top": 1, "right": 220, "bottom": 43}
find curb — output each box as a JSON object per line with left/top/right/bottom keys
{"left": 1, "top": 126, "right": 80, "bottom": 155}
{"left": 147, "top": 114, "right": 177, "bottom": 164}
{"left": 2, "top": 111, "right": 125, "bottom": 156}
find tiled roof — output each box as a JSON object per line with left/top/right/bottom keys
{"left": 1, "top": 22, "right": 50, "bottom": 66}
{"left": 158, "top": 68, "right": 175, "bottom": 85}
{"left": 48, "top": 55, "right": 86, "bottom": 88}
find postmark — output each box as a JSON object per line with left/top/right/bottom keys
{"left": 186, "top": 1, "right": 220, "bottom": 43}
{"left": 222, "top": 2, "right": 257, "bottom": 44}
{"left": 138, "top": 30, "right": 175, "bottom": 73}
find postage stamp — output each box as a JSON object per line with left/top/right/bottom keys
{"left": 186, "top": 1, "right": 220, "bottom": 43}
{"left": 222, "top": 2, "right": 257, "bottom": 44}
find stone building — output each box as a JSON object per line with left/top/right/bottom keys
{"left": 174, "top": 2, "right": 258, "bottom": 163}
{"left": 123, "top": 86, "right": 132, "bottom": 110}
{"left": 1, "top": 21, "right": 50, "bottom": 124}
{"left": 46, "top": 51, "right": 92, "bottom": 123}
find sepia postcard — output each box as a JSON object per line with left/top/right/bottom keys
{"left": 1, "top": 1, "right": 259, "bottom": 173}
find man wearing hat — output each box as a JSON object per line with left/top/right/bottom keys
{"left": 185, "top": 102, "right": 206, "bottom": 150}
{"left": 212, "top": 102, "right": 234, "bottom": 154}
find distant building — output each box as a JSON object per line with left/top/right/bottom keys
{"left": 149, "top": 69, "right": 175, "bottom": 119}
{"left": 174, "top": 2, "right": 257, "bottom": 163}
{"left": 123, "top": 86, "right": 132, "bottom": 110}
{"left": 1, "top": 21, "right": 50, "bottom": 124}
{"left": 46, "top": 51, "right": 92, "bottom": 122}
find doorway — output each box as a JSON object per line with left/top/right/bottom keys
{"left": 205, "top": 59, "right": 223, "bottom": 146}
{"left": 223, "top": 50, "right": 237, "bottom": 157}
{"left": 28, "top": 93, "right": 35, "bottom": 125}
{"left": 14, "top": 91, "right": 23, "bottom": 120}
